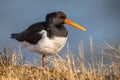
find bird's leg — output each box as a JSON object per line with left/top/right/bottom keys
{"left": 42, "top": 55, "right": 46, "bottom": 69}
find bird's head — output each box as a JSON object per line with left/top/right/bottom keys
{"left": 46, "top": 11, "right": 86, "bottom": 31}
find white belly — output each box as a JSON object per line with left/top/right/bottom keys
{"left": 20, "top": 30, "right": 67, "bottom": 55}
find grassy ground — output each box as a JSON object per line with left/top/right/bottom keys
{"left": 0, "top": 39, "right": 120, "bottom": 80}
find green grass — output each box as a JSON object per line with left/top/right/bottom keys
{"left": 0, "top": 38, "right": 120, "bottom": 80}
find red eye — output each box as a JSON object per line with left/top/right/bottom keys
{"left": 57, "top": 14, "right": 62, "bottom": 18}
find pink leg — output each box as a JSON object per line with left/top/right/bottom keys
{"left": 42, "top": 55, "right": 46, "bottom": 68}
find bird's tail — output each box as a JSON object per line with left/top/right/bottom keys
{"left": 10, "top": 33, "right": 24, "bottom": 41}
{"left": 10, "top": 33, "right": 19, "bottom": 39}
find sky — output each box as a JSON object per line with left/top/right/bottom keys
{"left": 0, "top": 0, "right": 120, "bottom": 62}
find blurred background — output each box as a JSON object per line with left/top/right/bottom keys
{"left": 0, "top": 0, "right": 120, "bottom": 62}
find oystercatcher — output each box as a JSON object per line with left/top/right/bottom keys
{"left": 11, "top": 11, "right": 86, "bottom": 68}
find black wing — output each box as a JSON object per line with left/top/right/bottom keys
{"left": 11, "top": 22, "right": 47, "bottom": 44}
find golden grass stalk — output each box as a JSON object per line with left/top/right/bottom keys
{"left": 0, "top": 38, "right": 120, "bottom": 80}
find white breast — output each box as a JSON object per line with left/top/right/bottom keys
{"left": 20, "top": 30, "right": 67, "bottom": 55}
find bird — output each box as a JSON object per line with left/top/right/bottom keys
{"left": 11, "top": 11, "right": 86, "bottom": 68}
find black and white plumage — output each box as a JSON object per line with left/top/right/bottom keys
{"left": 11, "top": 11, "right": 86, "bottom": 68}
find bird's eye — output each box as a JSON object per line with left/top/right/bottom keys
{"left": 57, "top": 14, "right": 62, "bottom": 18}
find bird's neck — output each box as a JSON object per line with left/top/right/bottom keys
{"left": 46, "top": 22, "right": 68, "bottom": 38}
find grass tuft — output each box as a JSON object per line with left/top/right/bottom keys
{"left": 0, "top": 40, "right": 120, "bottom": 80}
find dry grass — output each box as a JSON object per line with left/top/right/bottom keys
{"left": 0, "top": 39, "right": 120, "bottom": 80}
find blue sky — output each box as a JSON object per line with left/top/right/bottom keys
{"left": 0, "top": 0, "right": 120, "bottom": 61}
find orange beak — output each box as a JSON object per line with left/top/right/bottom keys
{"left": 64, "top": 19, "right": 86, "bottom": 31}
